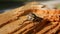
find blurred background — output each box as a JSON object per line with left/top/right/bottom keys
{"left": 0, "top": 0, "right": 60, "bottom": 13}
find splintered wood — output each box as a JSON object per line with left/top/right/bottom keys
{"left": 0, "top": 4, "right": 60, "bottom": 34}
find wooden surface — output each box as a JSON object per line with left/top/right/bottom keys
{"left": 0, "top": 5, "right": 60, "bottom": 34}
